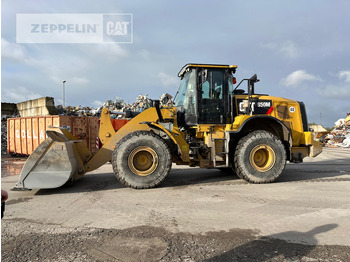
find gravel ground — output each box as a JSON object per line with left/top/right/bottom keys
{"left": 2, "top": 147, "right": 350, "bottom": 261}
{"left": 2, "top": 219, "right": 349, "bottom": 262}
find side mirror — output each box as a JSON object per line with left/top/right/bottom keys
{"left": 246, "top": 74, "right": 260, "bottom": 115}
{"left": 249, "top": 74, "right": 259, "bottom": 84}
{"left": 233, "top": 74, "right": 260, "bottom": 93}
{"left": 248, "top": 74, "right": 259, "bottom": 96}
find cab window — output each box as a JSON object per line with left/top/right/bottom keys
{"left": 198, "top": 69, "right": 225, "bottom": 124}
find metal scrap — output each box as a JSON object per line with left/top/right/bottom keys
{"left": 160, "top": 93, "right": 174, "bottom": 107}
{"left": 324, "top": 113, "right": 350, "bottom": 148}
{"left": 2, "top": 114, "right": 19, "bottom": 154}
{"left": 54, "top": 93, "right": 174, "bottom": 118}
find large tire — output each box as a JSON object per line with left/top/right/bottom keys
{"left": 112, "top": 131, "right": 172, "bottom": 189}
{"left": 234, "top": 130, "right": 286, "bottom": 183}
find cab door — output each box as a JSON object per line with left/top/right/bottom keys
{"left": 198, "top": 69, "right": 227, "bottom": 124}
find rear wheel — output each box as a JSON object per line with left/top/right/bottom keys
{"left": 234, "top": 130, "right": 286, "bottom": 183}
{"left": 112, "top": 131, "right": 172, "bottom": 189}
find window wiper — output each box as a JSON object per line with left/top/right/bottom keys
{"left": 173, "top": 89, "right": 179, "bottom": 102}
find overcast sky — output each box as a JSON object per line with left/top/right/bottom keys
{"left": 1, "top": 0, "right": 350, "bottom": 128}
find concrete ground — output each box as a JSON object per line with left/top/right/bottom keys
{"left": 1, "top": 147, "right": 350, "bottom": 261}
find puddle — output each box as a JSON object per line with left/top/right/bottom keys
{"left": 1, "top": 155, "right": 27, "bottom": 177}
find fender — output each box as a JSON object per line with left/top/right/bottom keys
{"left": 143, "top": 121, "right": 190, "bottom": 163}
{"left": 85, "top": 108, "right": 159, "bottom": 172}
{"left": 229, "top": 115, "right": 292, "bottom": 146}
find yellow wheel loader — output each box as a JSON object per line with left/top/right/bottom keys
{"left": 15, "top": 64, "right": 322, "bottom": 190}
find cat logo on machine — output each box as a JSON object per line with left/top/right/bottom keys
{"left": 289, "top": 106, "right": 296, "bottom": 113}
{"left": 238, "top": 99, "right": 273, "bottom": 115}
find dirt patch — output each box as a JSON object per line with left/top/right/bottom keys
{"left": 2, "top": 220, "right": 349, "bottom": 262}
{"left": 6, "top": 197, "right": 32, "bottom": 205}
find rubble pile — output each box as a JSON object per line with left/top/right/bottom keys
{"left": 125, "top": 94, "right": 153, "bottom": 112}
{"left": 1, "top": 117, "right": 8, "bottom": 153}
{"left": 56, "top": 105, "right": 97, "bottom": 116}
{"left": 325, "top": 113, "right": 350, "bottom": 148}
{"left": 2, "top": 114, "right": 19, "bottom": 154}
{"left": 160, "top": 93, "right": 174, "bottom": 107}
{"left": 55, "top": 93, "right": 175, "bottom": 118}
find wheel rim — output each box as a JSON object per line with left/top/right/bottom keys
{"left": 249, "top": 145, "right": 276, "bottom": 172}
{"left": 128, "top": 146, "right": 158, "bottom": 176}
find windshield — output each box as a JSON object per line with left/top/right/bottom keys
{"left": 174, "top": 69, "right": 196, "bottom": 108}
{"left": 228, "top": 73, "right": 234, "bottom": 94}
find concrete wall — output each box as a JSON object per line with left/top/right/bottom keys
{"left": 16, "top": 97, "right": 58, "bottom": 117}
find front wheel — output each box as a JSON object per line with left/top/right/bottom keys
{"left": 234, "top": 130, "right": 286, "bottom": 183}
{"left": 112, "top": 131, "right": 172, "bottom": 189}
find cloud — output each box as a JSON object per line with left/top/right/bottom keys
{"left": 2, "top": 86, "right": 43, "bottom": 103}
{"left": 318, "top": 85, "right": 350, "bottom": 100}
{"left": 56, "top": 98, "right": 63, "bottom": 105}
{"left": 1, "top": 38, "right": 26, "bottom": 61}
{"left": 88, "top": 43, "right": 128, "bottom": 60}
{"left": 279, "top": 41, "right": 299, "bottom": 58}
{"left": 157, "top": 72, "right": 178, "bottom": 87}
{"left": 138, "top": 49, "right": 151, "bottom": 60}
{"left": 261, "top": 41, "right": 299, "bottom": 58}
{"left": 71, "top": 77, "right": 90, "bottom": 85}
{"left": 23, "top": 53, "right": 92, "bottom": 86}
{"left": 338, "top": 71, "right": 350, "bottom": 83}
{"left": 91, "top": 100, "right": 104, "bottom": 107}
{"left": 261, "top": 42, "right": 278, "bottom": 50}
{"left": 281, "top": 70, "right": 322, "bottom": 87}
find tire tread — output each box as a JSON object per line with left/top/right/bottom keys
{"left": 234, "top": 130, "right": 286, "bottom": 183}
{"left": 111, "top": 131, "right": 172, "bottom": 189}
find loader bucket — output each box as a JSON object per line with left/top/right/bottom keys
{"left": 14, "top": 127, "right": 92, "bottom": 190}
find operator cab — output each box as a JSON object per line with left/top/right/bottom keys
{"left": 174, "top": 64, "right": 237, "bottom": 127}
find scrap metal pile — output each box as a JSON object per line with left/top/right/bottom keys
{"left": 1, "top": 114, "right": 19, "bottom": 154}
{"left": 54, "top": 93, "right": 174, "bottom": 118}
{"left": 324, "top": 113, "right": 350, "bottom": 148}
{"left": 2, "top": 93, "right": 174, "bottom": 154}
{"left": 1, "top": 117, "right": 8, "bottom": 154}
